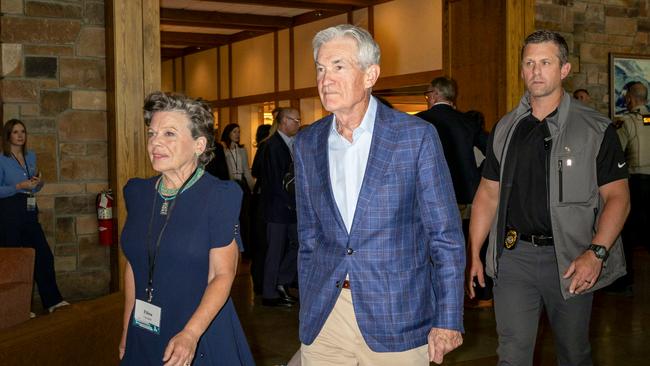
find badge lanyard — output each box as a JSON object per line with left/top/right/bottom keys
{"left": 11, "top": 153, "right": 32, "bottom": 180}
{"left": 144, "top": 168, "right": 196, "bottom": 303}
{"left": 12, "top": 153, "right": 37, "bottom": 211}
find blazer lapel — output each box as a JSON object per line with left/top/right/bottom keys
{"left": 349, "top": 105, "right": 397, "bottom": 235}
{"left": 315, "top": 116, "right": 348, "bottom": 236}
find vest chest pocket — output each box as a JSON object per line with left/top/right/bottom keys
{"left": 555, "top": 151, "right": 595, "bottom": 204}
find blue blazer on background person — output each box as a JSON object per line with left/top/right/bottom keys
{"left": 294, "top": 101, "right": 466, "bottom": 352}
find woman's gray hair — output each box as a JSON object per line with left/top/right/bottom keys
{"left": 312, "top": 24, "right": 380, "bottom": 70}
{"left": 143, "top": 91, "right": 215, "bottom": 166}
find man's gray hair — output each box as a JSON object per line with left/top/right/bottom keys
{"left": 430, "top": 77, "right": 457, "bottom": 102}
{"left": 521, "top": 30, "right": 569, "bottom": 66}
{"left": 312, "top": 24, "right": 380, "bottom": 70}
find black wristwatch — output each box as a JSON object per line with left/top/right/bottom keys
{"left": 588, "top": 244, "right": 609, "bottom": 261}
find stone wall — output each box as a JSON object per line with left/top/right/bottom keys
{"left": 1, "top": 0, "right": 110, "bottom": 302}
{"left": 535, "top": 0, "right": 650, "bottom": 115}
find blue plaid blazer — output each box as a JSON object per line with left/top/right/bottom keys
{"left": 294, "top": 102, "right": 466, "bottom": 352}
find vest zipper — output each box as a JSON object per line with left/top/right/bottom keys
{"left": 557, "top": 159, "right": 563, "bottom": 202}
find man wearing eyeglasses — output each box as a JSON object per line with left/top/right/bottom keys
{"left": 416, "top": 77, "right": 487, "bottom": 213}
{"left": 417, "top": 77, "right": 489, "bottom": 305}
{"left": 261, "top": 107, "right": 301, "bottom": 307}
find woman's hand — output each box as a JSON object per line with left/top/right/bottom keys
{"left": 162, "top": 329, "right": 199, "bottom": 366}
{"left": 118, "top": 336, "right": 126, "bottom": 360}
{"left": 15, "top": 177, "right": 39, "bottom": 191}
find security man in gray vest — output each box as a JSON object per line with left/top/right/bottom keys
{"left": 613, "top": 81, "right": 650, "bottom": 293}
{"left": 466, "top": 30, "right": 630, "bottom": 365}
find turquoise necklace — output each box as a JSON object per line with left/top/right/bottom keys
{"left": 156, "top": 167, "right": 204, "bottom": 215}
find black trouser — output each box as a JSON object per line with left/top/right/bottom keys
{"left": 262, "top": 222, "right": 298, "bottom": 299}
{"left": 249, "top": 192, "right": 267, "bottom": 294}
{"left": 0, "top": 194, "right": 63, "bottom": 309}
{"left": 616, "top": 174, "right": 650, "bottom": 287}
{"left": 493, "top": 240, "right": 593, "bottom": 366}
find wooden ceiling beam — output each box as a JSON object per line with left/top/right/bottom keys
{"left": 161, "top": 32, "right": 230, "bottom": 47}
{"left": 161, "top": 47, "right": 188, "bottom": 60}
{"left": 160, "top": 18, "right": 278, "bottom": 32}
{"left": 293, "top": 9, "right": 348, "bottom": 27}
{"left": 160, "top": 8, "right": 292, "bottom": 29}
{"left": 197, "top": 0, "right": 368, "bottom": 11}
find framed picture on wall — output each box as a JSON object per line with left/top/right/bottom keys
{"left": 610, "top": 53, "right": 650, "bottom": 119}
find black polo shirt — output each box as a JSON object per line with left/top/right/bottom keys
{"left": 483, "top": 112, "right": 627, "bottom": 236}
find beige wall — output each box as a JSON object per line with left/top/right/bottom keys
{"left": 294, "top": 14, "right": 348, "bottom": 90}
{"left": 165, "top": 0, "right": 444, "bottom": 99}
{"left": 161, "top": 0, "right": 446, "bottom": 165}
{"left": 300, "top": 97, "right": 327, "bottom": 125}
{"left": 374, "top": 0, "right": 443, "bottom": 76}
{"left": 278, "top": 29, "right": 290, "bottom": 91}
{"left": 174, "top": 59, "right": 183, "bottom": 93}
{"left": 161, "top": 59, "right": 174, "bottom": 92}
{"left": 219, "top": 45, "right": 229, "bottom": 99}
{"left": 184, "top": 49, "right": 218, "bottom": 100}
{"left": 232, "top": 33, "right": 275, "bottom": 98}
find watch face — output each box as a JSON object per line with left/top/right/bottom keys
{"left": 591, "top": 245, "right": 607, "bottom": 259}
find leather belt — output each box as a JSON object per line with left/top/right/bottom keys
{"left": 519, "top": 233, "right": 554, "bottom": 246}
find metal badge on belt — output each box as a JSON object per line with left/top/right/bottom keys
{"left": 505, "top": 229, "right": 518, "bottom": 250}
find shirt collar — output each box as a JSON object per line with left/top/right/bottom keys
{"left": 330, "top": 95, "right": 378, "bottom": 139}
{"left": 277, "top": 130, "right": 294, "bottom": 144}
{"left": 433, "top": 101, "right": 454, "bottom": 108}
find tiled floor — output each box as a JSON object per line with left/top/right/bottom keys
{"left": 232, "top": 248, "right": 650, "bottom": 365}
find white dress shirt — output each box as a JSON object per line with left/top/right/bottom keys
{"left": 328, "top": 96, "right": 377, "bottom": 233}
{"left": 277, "top": 130, "right": 295, "bottom": 155}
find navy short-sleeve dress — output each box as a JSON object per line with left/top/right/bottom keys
{"left": 120, "top": 174, "right": 255, "bottom": 366}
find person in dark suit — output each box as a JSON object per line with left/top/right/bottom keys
{"left": 250, "top": 124, "right": 272, "bottom": 295}
{"left": 416, "top": 77, "right": 492, "bottom": 305}
{"left": 260, "top": 107, "right": 301, "bottom": 307}
{"left": 295, "top": 24, "right": 465, "bottom": 365}
{"left": 416, "top": 77, "right": 486, "bottom": 206}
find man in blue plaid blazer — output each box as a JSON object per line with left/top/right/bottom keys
{"left": 294, "top": 24, "right": 465, "bottom": 365}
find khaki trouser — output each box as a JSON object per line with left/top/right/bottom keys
{"left": 301, "top": 288, "right": 429, "bottom": 366}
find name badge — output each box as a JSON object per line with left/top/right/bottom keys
{"left": 26, "top": 194, "right": 36, "bottom": 211}
{"left": 133, "top": 299, "right": 161, "bottom": 335}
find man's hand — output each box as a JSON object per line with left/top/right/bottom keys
{"left": 466, "top": 255, "right": 485, "bottom": 299}
{"left": 563, "top": 250, "right": 603, "bottom": 294}
{"left": 428, "top": 327, "right": 463, "bottom": 364}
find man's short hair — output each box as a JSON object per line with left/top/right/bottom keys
{"left": 573, "top": 88, "right": 589, "bottom": 99}
{"left": 429, "top": 77, "right": 457, "bottom": 101}
{"left": 312, "top": 24, "right": 380, "bottom": 70}
{"left": 521, "top": 30, "right": 569, "bottom": 66}
{"left": 628, "top": 81, "right": 648, "bottom": 102}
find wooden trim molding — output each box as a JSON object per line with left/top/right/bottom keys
{"left": 106, "top": 0, "right": 161, "bottom": 291}
{"left": 210, "top": 70, "right": 441, "bottom": 108}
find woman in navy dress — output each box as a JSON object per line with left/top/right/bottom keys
{"left": 119, "top": 92, "right": 255, "bottom": 366}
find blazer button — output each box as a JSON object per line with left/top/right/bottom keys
{"left": 346, "top": 248, "right": 354, "bottom": 255}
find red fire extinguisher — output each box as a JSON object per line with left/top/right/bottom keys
{"left": 97, "top": 189, "right": 114, "bottom": 246}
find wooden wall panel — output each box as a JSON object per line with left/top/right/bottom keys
{"left": 106, "top": 0, "right": 161, "bottom": 289}
{"left": 506, "top": 0, "right": 536, "bottom": 111}
{"left": 446, "top": 0, "right": 506, "bottom": 130}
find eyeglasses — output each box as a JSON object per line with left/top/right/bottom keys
{"left": 285, "top": 116, "right": 301, "bottom": 124}
{"left": 424, "top": 90, "right": 434, "bottom": 101}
